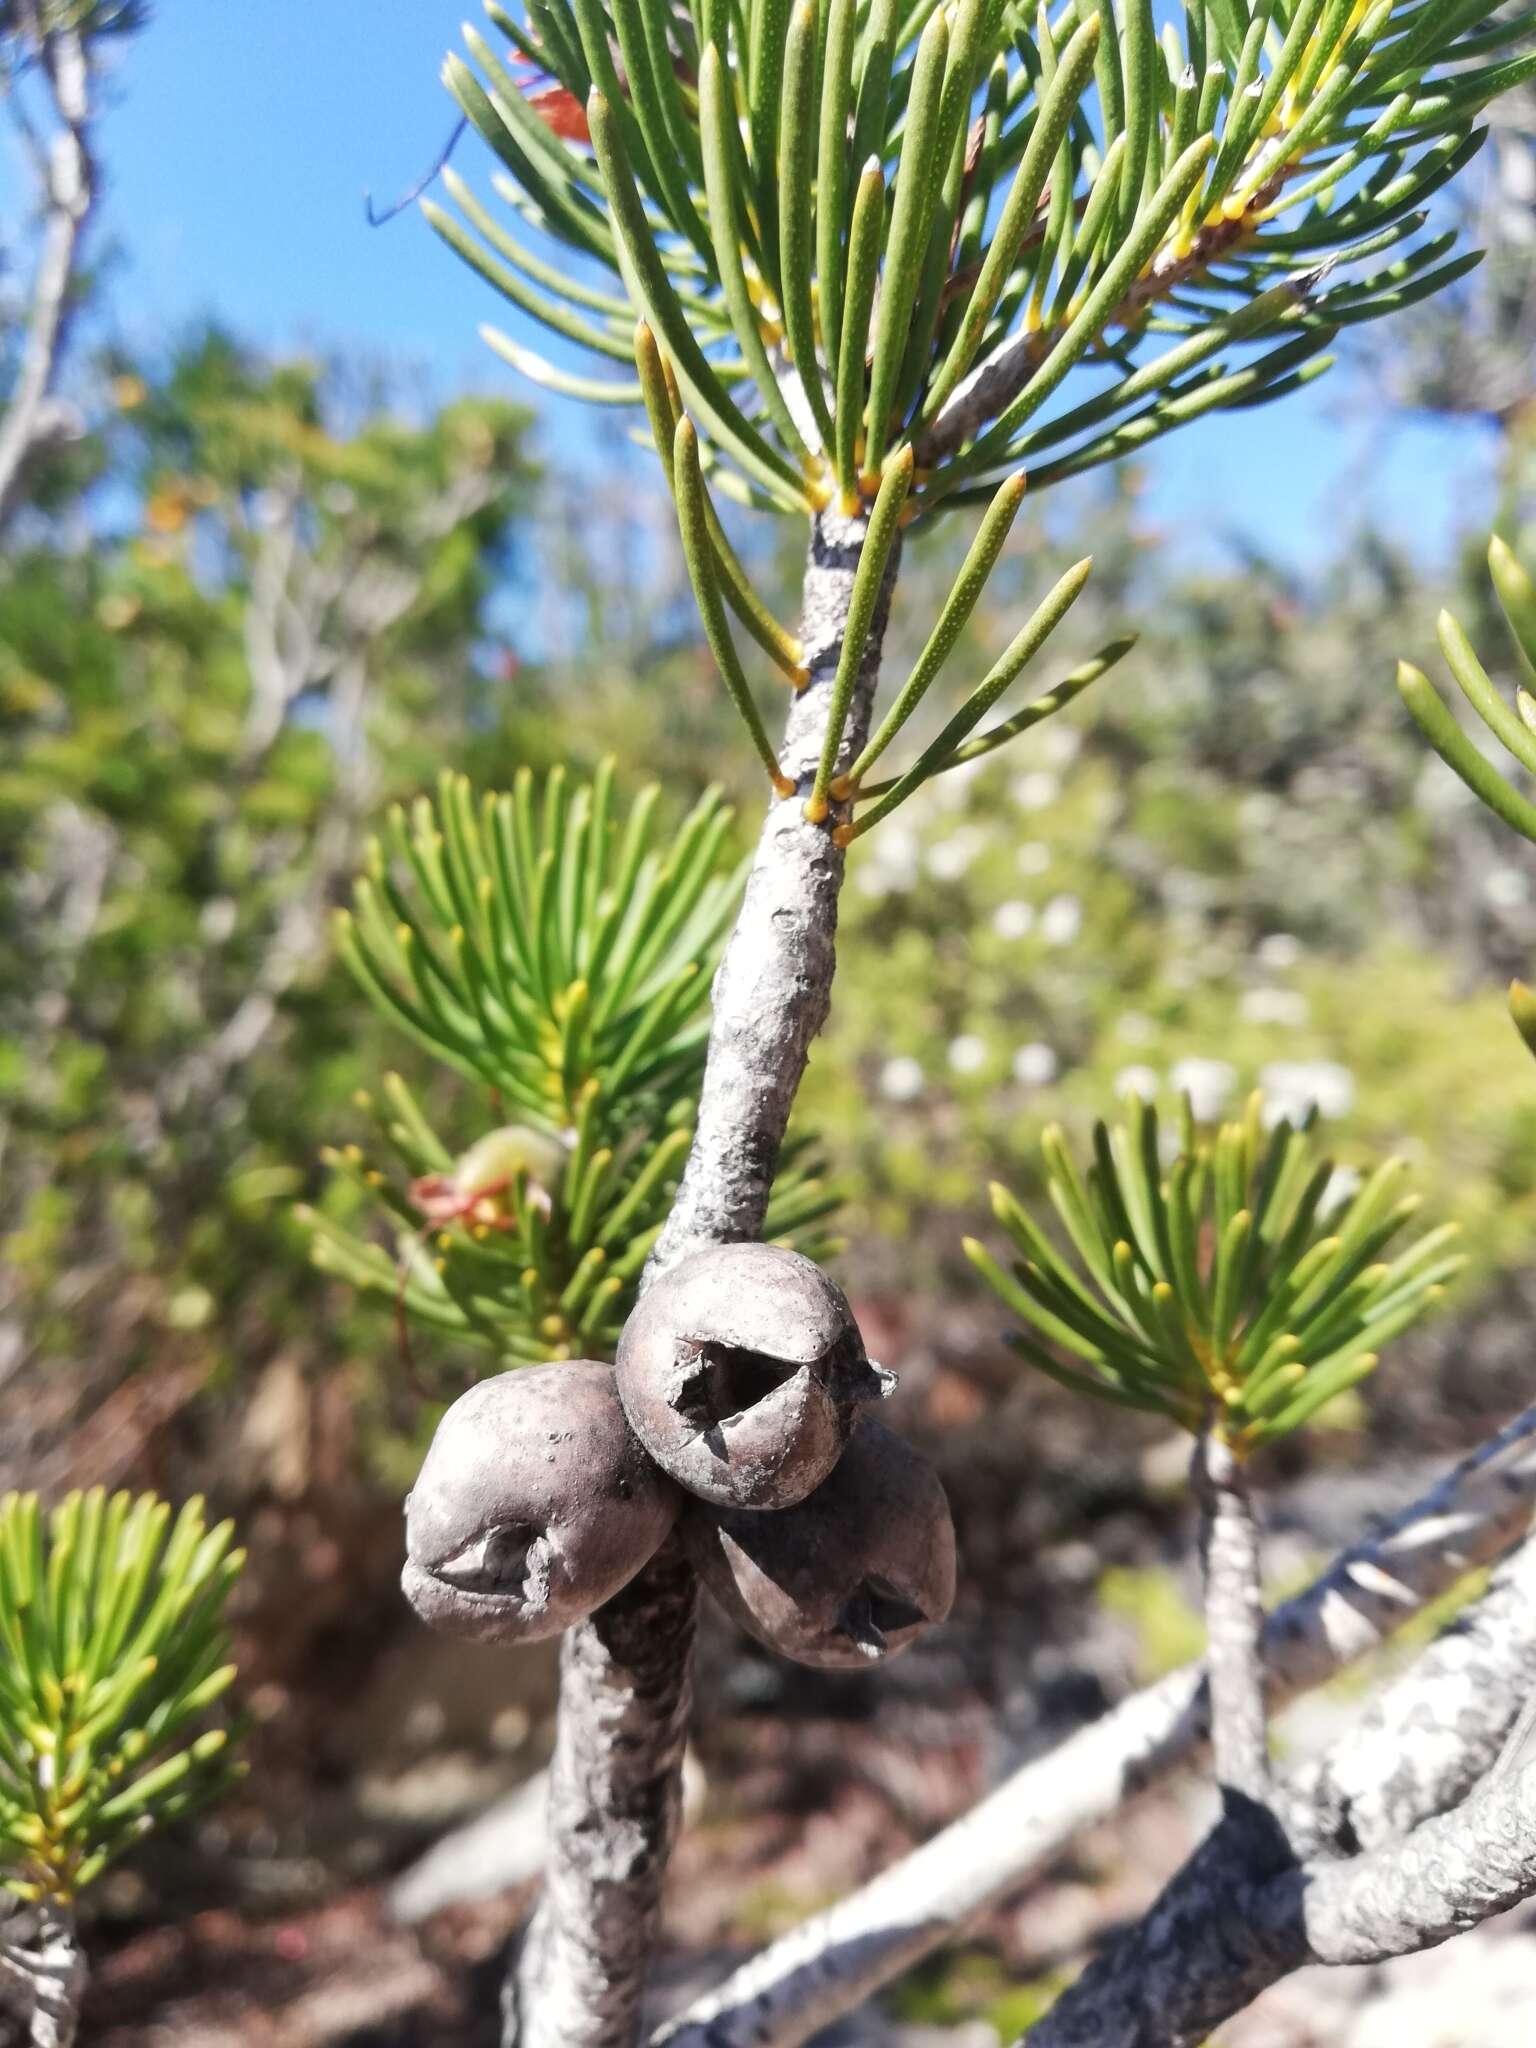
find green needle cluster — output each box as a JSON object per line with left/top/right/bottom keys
{"left": 0, "top": 1491, "right": 244, "bottom": 1906}
{"left": 331, "top": 762, "right": 740, "bottom": 1134}
{"left": 1399, "top": 535, "right": 1536, "bottom": 845}
{"left": 426, "top": 0, "right": 1528, "bottom": 823}
{"left": 431, "top": 0, "right": 1525, "bottom": 516}
{"left": 305, "top": 765, "right": 840, "bottom": 1365}
{"left": 966, "top": 1090, "right": 1462, "bottom": 1450}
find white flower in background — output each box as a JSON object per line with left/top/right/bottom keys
{"left": 252, "top": 486, "right": 289, "bottom": 531}
{"left": 1017, "top": 842, "right": 1051, "bottom": 876}
{"left": 879, "top": 1055, "right": 925, "bottom": 1103}
{"left": 199, "top": 896, "right": 238, "bottom": 945}
{"left": 1257, "top": 932, "right": 1303, "bottom": 970}
{"left": 947, "top": 1034, "right": 987, "bottom": 1075}
{"left": 1117, "top": 1011, "right": 1154, "bottom": 1045}
{"left": 1318, "top": 1165, "right": 1362, "bottom": 1219}
{"left": 1041, "top": 727, "right": 1081, "bottom": 767}
{"left": 1485, "top": 864, "right": 1529, "bottom": 910}
{"left": 1040, "top": 894, "right": 1083, "bottom": 946}
{"left": 1240, "top": 987, "right": 1311, "bottom": 1028}
{"left": 1170, "top": 1056, "right": 1237, "bottom": 1121}
{"left": 992, "top": 899, "right": 1036, "bottom": 940}
{"left": 927, "top": 826, "right": 986, "bottom": 881}
{"left": 1259, "top": 1059, "right": 1356, "bottom": 1126}
{"left": 1011, "top": 770, "right": 1061, "bottom": 812}
{"left": 934, "top": 756, "right": 990, "bottom": 810}
{"left": 1013, "top": 1041, "right": 1059, "bottom": 1087}
{"left": 1115, "top": 1064, "right": 1160, "bottom": 1101}
{"left": 856, "top": 824, "right": 920, "bottom": 897}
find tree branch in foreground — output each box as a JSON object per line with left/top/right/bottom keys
{"left": 511, "top": 505, "right": 898, "bottom": 2047}
{"left": 1282, "top": 1526, "right": 1536, "bottom": 1859}
{"left": 654, "top": 1400, "right": 1536, "bottom": 2048}
{"left": 0, "top": 1903, "right": 85, "bottom": 2048}
{"left": 507, "top": 1549, "right": 698, "bottom": 2048}
{"left": 1025, "top": 1534, "right": 1536, "bottom": 2048}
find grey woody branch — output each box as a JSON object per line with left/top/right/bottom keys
{"left": 0, "top": 6, "right": 95, "bottom": 533}
{"left": 654, "top": 1401, "right": 1536, "bottom": 2048}
{"left": 0, "top": 1902, "right": 85, "bottom": 2048}
{"left": 1022, "top": 1540, "right": 1536, "bottom": 2048}
{"left": 1018, "top": 1760, "right": 1536, "bottom": 2048}
{"left": 514, "top": 506, "right": 898, "bottom": 2047}
{"left": 508, "top": 1549, "right": 698, "bottom": 2048}
{"left": 647, "top": 507, "right": 899, "bottom": 1273}
{"left": 1283, "top": 1528, "right": 1536, "bottom": 1860}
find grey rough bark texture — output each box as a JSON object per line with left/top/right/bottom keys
{"left": 0, "top": 1903, "right": 85, "bottom": 2048}
{"left": 648, "top": 506, "right": 899, "bottom": 1273}
{"left": 0, "top": 9, "right": 93, "bottom": 535}
{"left": 653, "top": 1401, "right": 1536, "bottom": 2048}
{"left": 1021, "top": 1689, "right": 1536, "bottom": 2048}
{"left": 1195, "top": 1434, "right": 1272, "bottom": 1812}
{"left": 507, "top": 1546, "right": 698, "bottom": 2048}
{"left": 1283, "top": 1529, "right": 1536, "bottom": 1859}
{"left": 513, "top": 506, "right": 898, "bottom": 2047}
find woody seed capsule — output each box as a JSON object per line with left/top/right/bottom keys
{"left": 682, "top": 1418, "right": 956, "bottom": 1667}
{"left": 402, "top": 1361, "right": 679, "bottom": 1645}
{"left": 616, "top": 1242, "right": 894, "bottom": 1510}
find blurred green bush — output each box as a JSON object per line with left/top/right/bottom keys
{"left": 6, "top": 325, "right": 1536, "bottom": 1486}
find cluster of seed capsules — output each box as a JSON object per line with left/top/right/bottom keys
{"left": 401, "top": 1242, "right": 956, "bottom": 1668}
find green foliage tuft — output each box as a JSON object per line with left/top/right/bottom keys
{"left": 966, "top": 1088, "right": 1462, "bottom": 1448}
{"left": 306, "top": 764, "right": 840, "bottom": 1365}
{"left": 432, "top": 0, "right": 1525, "bottom": 517}
{"left": 0, "top": 1491, "right": 244, "bottom": 1906}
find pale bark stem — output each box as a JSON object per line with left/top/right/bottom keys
{"left": 1194, "top": 1432, "right": 1272, "bottom": 1817}
{"left": 510, "top": 504, "right": 899, "bottom": 2046}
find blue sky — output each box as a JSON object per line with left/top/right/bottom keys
{"left": 14, "top": 5, "right": 1502, "bottom": 573}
